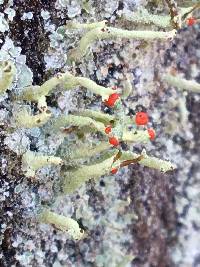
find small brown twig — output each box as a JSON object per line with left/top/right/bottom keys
{"left": 120, "top": 155, "right": 144, "bottom": 168}
{"left": 61, "top": 126, "right": 79, "bottom": 134}
{"left": 165, "top": 0, "right": 180, "bottom": 29}
{"left": 113, "top": 150, "right": 122, "bottom": 163}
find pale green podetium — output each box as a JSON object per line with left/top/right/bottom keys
{"left": 39, "top": 209, "right": 84, "bottom": 240}
{"left": 63, "top": 141, "right": 111, "bottom": 161}
{"left": 0, "top": 60, "right": 16, "bottom": 95}
{"left": 122, "top": 129, "right": 150, "bottom": 143}
{"left": 22, "top": 151, "right": 63, "bottom": 177}
{"left": 51, "top": 113, "right": 150, "bottom": 143}
{"left": 64, "top": 20, "right": 107, "bottom": 30}
{"left": 75, "top": 109, "right": 114, "bottom": 124}
{"left": 62, "top": 154, "right": 117, "bottom": 194}
{"left": 163, "top": 73, "right": 200, "bottom": 93}
{"left": 121, "top": 77, "right": 133, "bottom": 98}
{"left": 62, "top": 144, "right": 176, "bottom": 193}
{"left": 17, "top": 72, "right": 68, "bottom": 110}
{"left": 68, "top": 25, "right": 177, "bottom": 61}
{"left": 121, "top": 149, "right": 176, "bottom": 173}
{"left": 123, "top": 6, "right": 194, "bottom": 29}
{"left": 18, "top": 71, "right": 115, "bottom": 105}
{"left": 15, "top": 108, "right": 52, "bottom": 128}
{"left": 75, "top": 108, "right": 132, "bottom": 125}
{"left": 51, "top": 114, "right": 106, "bottom": 134}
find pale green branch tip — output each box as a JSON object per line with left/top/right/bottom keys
{"left": 0, "top": 60, "right": 16, "bottom": 95}
{"left": 39, "top": 210, "right": 84, "bottom": 240}
{"left": 18, "top": 71, "right": 115, "bottom": 104}
{"left": 163, "top": 73, "right": 200, "bottom": 93}
{"left": 68, "top": 26, "right": 176, "bottom": 61}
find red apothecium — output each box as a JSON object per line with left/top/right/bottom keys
{"left": 104, "top": 93, "right": 120, "bottom": 108}
{"left": 135, "top": 112, "right": 149, "bottom": 125}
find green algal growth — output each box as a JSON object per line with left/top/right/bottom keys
{"left": 39, "top": 210, "right": 84, "bottom": 240}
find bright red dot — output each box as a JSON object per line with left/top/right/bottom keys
{"left": 109, "top": 136, "right": 119, "bottom": 146}
{"left": 111, "top": 168, "right": 118, "bottom": 174}
{"left": 104, "top": 93, "right": 120, "bottom": 108}
{"left": 105, "top": 125, "right": 112, "bottom": 134}
{"left": 187, "top": 17, "right": 197, "bottom": 26}
{"left": 148, "top": 128, "right": 156, "bottom": 140}
{"left": 135, "top": 112, "right": 149, "bottom": 125}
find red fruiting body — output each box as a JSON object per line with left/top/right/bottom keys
{"left": 148, "top": 128, "right": 156, "bottom": 140}
{"left": 187, "top": 17, "right": 197, "bottom": 26}
{"left": 135, "top": 112, "right": 149, "bottom": 125}
{"left": 111, "top": 168, "right": 118, "bottom": 174}
{"left": 105, "top": 93, "right": 120, "bottom": 108}
{"left": 105, "top": 125, "right": 112, "bottom": 134}
{"left": 109, "top": 136, "right": 119, "bottom": 146}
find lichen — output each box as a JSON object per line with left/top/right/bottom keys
{"left": 163, "top": 72, "right": 200, "bottom": 93}
{"left": 123, "top": 6, "right": 194, "bottom": 29}
{"left": 0, "top": 60, "right": 16, "bottom": 95}
{"left": 2, "top": 1, "right": 198, "bottom": 265}
{"left": 67, "top": 25, "right": 177, "bottom": 61}
{"left": 22, "top": 151, "right": 63, "bottom": 177}
{"left": 39, "top": 210, "right": 84, "bottom": 240}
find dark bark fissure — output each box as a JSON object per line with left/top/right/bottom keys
{"left": 129, "top": 167, "right": 177, "bottom": 267}
{"left": 7, "top": 0, "right": 62, "bottom": 85}
{"left": 0, "top": 126, "right": 24, "bottom": 267}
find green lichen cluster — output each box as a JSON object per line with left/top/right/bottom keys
{"left": 3, "top": 57, "right": 176, "bottom": 239}
{"left": 2, "top": 1, "right": 198, "bottom": 241}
